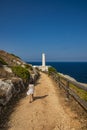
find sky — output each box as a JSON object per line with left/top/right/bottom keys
{"left": 0, "top": 0, "right": 87, "bottom": 62}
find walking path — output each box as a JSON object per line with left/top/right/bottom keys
{"left": 7, "top": 72, "right": 81, "bottom": 130}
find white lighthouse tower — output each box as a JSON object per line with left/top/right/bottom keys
{"left": 42, "top": 53, "right": 45, "bottom": 66}
{"left": 33, "top": 53, "right": 49, "bottom": 71}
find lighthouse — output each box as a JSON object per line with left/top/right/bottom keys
{"left": 33, "top": 53, "right": 49, "bottom": 71}
{"left": 42, "top": 53, "right": 45, "bottom": 66}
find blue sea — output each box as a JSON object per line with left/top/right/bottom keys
{"left": 27, "top": 62, "right": 87, "bottom": 84}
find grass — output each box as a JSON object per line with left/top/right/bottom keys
{"left": 69, "top": 83, "right": 87, "bottom": 101}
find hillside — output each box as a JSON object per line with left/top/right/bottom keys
{"left": 0, "top": 50, "right": 40, "bottom": 120}
{"left": 0, "top": 50, "right": 24, "bottom": 66}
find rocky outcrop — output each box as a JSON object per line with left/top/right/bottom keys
{"left": 0, "top": 50, "right": 40, "bottom": 117}
{"left": 0, "top": 79, "right": 14, "bottom": 106}
{"left": 0, "top": 77, "right": 25, "bottom": 107}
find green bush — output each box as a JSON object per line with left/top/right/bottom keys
{"left": 25, "top": 64, "right": 33, "bottom": 71}
{"left": 0, "top": 57, "right": 8, "bottom": 65}
{"left": 48, "top": 66, "right": 57, "bottom": 75}
{"left": 12, "top": 66, "right": 30, "bottom": 80}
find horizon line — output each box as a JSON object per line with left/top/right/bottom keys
{"left": 25, "top": 61, "right": 87, "bottom": 62}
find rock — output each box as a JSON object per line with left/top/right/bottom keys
{"left": 0, "top": 77, "right": 26, "bottom": 107}
{"left": 21, "top": 64, "right": 25, "bottom": 68}
{"left": 3, "top": 65, "right": 12, "bottom": 73}
{"left": 16, "top": 61, "right": 21, "bottom": 65}
{"left": 0, "top": 79, "right": 13, "bottom": 105}
{"left": 11, "top": 77, "right": 25, "bottom": 94}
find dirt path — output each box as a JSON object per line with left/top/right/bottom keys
{"left": 7, "top": 72, "right": 81, "bottom": 130}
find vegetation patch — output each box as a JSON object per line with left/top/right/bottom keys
{"left": 48, "top": 66, "right": 57, "bottom": 75}
{"left": 25, "top": 64, "right": 33, "bottom": 71}
{"left": 70, "top": 83, "right": 87, "bottom": 101}
{"left": 12, "top": 66, "right": 30, "bottom": 81}
{"left": 0, "top": 57, "right": 8, "bottom": 65}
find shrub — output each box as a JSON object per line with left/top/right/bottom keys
{"left": 12, "top": 66, "right": 30, "bottom": 81}
{"left": 48, "top": 66, "right": 57, "bottom": 75}
{"left": 0, "top": 57, "right": 8, "bottom": 65}
{"left": 25, "top": 64, "right": 33, "bottom": 71}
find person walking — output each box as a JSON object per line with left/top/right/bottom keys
{"left": 27, "top": 78, "right": 35, "bottom": 103}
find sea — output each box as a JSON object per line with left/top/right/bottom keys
{"left": 27, "top": 62, "right": 87, "bottom": 84}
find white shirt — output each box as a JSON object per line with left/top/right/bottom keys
{"left": 27, "top": 84, "right": 34, "bottom": 95}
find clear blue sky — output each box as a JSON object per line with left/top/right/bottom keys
{"left": 0, "top": 0, "right": 87, "bottom": 61}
